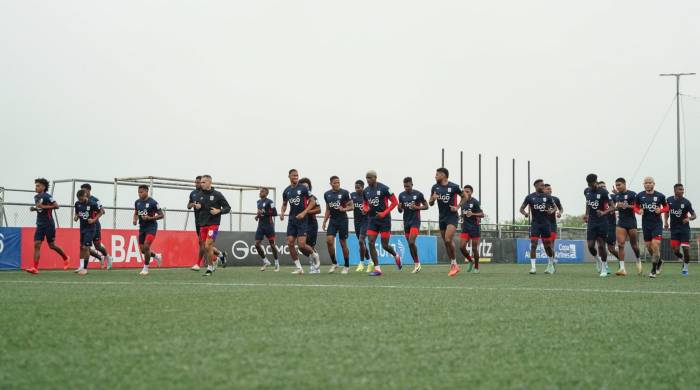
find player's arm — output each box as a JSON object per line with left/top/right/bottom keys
{"left": 38, "top": 199, "right": 60, "bottom": 210}
{"left": 397, "top": 200, "right": 404, "bottom": 213}
{"left": 187, "top": 195, "right": 196, "bottom": 210}
{"left": 663, "top": 208, "right": 670, "bottom": 228}
{"left": 132, "top": 206, "right": 138, "bottom": 226}
{"left": 429, "top": 186, "right": 438, "bottom": 206}
{"left": 417, "top": 196, "right": 430, "bottom": 211}
{"left": 378, "top": 194, "right": 398, "bottom": 218}
{"left": 210, "top": 193, "right": 231, "bottom": 216}
{"left": 322, "top": 207, "right": 330, "bottom": 231}
{"left": 297, "top": 197, "right": 316, "bottom": 219}
{"left": 152, "top": 206, "right": 164, "bottom": 221}
{"left": 688, "top": 208, "right": 697, "bottom": 223}
{"left": 519, "top": 198, "right": 530, "bottom": 217}
{"left": 657, "top": 198, "right": 669, "bottom": 215}
{"left": 341, "top": 197, "right": 353, "bottom": 212}
{"left": 73, "top": 204, "right": 79, "bottom": 222}
{"left": 280, "top": 201, "right": 287, "bottom": 221}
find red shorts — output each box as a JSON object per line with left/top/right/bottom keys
{"left": 404, "top": 227, "right": 419, "bottom": 238}
{"left": 199, "top": 225, "right": 220, "bottom": 242}
{"left": 460, "top": 233, "right": 480, "bottom": 240}
{"left": 670, "top": 240, "right": 690, "bottom": 247}
{"left": 550, "top": 232, "right": 557, "bottom": 240}
{"left": 367, "top": 230, "right": 391, "bottom": 239}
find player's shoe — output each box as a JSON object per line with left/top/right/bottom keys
{"left": 329, "top": 264, "right": 338, "bottom": 274}
{"left": 260, "top": 259, "right": 271, "bottom": 271}
{"left": 220, "top": 250, "right": 228, "bottom": 268}
{"left": 312, "top": 252, "right": 321, "bottom": 269}
{"left": 636, "top": 261, "right": 643, "bottom": 275}
{"left": 292, "top": 268, "right": 304, "bottom": 275}
{"left": 139, "top": 269, "right": 149, "bottom": 276}
{"left": 274, "top": 262, "right": 280, "bottom": 272}
{"left": 152, "top": 254, "right": 162, "bottom": 267}
{"left": 648, "top": 272, "right": 656, "bottom": 278}
{"left": 394, "top": 254, "right": 402, "bottom": 270}
{"left": 355, "top": 262, "right": 365, "bottom": 272}
{"left": 411, "top": 263, "right": 422, "bottom": 274}
{"left": 311, "top": 267, "right": 321, "bottom": 274}
{"left": 202, "top": 269, "right": 212, "bottom": 277}
{"left": 606, "top": 264, "right": 611, "bottom": 275}
{"left": 595, "top": 257, "right": 602, "bottom": 273}
{"left": 466, "top": 261, "right": 474, "bottom": 273}
{"left": 341, "top": 267, "right": 349, "bottom": 274}
{"left": 74, "top": 267, "right": 83, "bottom": 273}
{"left": 105, "top": 255, "right": 113, "bottom": 270}
{"left": 448, "top": 264, "right": 460, "bottom": 277}
{"left": 544, "top": 264, "right": 554, "bottom": 275}
{"left": 599, "top": 269, "right": 608, "bottom": 277}
{"left": 471, "top": 268, "right": 480, "bottom": 274}
{"left": 26, "top": 267, "right": 39, "bottom": 275}
{"left": 656, "top": 262, "right": 663, "bottom": 275}
{"left": 77, "top": 269, "right": 88, "bottom": 276}
{"left": 615, "top": 269, "right": 627, "bottom": 276}
{"left": 681, "top": 269, "right": 689, "bottom": 276}
{"left": 368, "top": 269, "right": 383, "bottom": 276}
{"left": 529, "top": 266, "right": 536, "bottom": 275}
{"left": 63, "top": 258, "right": 70, "bottom": 270}
{"left": 191, "top": 264, "right": 200, "bottom": 271}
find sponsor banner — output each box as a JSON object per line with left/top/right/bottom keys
{"left": 215, "top": 232, "right": 438, "bottom": 266}
{"left": 20, "top": 228, "right": 200, "bottom": 270}
{"left": 437, "top": 236, "right": 501, "bottom": 263}
{"left": 0, "top": 227, "right": 22, "bottom": 269}
{"left": 516, "top": 239, "right": 585, "bottom": 264}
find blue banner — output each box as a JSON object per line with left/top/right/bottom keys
{"left": 516, "top": 239, "right": 585, "bottom": 264}
{"left": 0, "top": 227, "right": 22, "bottom": 270}
{"left": 340, "top": 235, "right": 437, "bottom": 265}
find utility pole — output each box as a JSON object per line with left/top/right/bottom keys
{"left": 660, "top": 72, "right": 695, "bottom": 183}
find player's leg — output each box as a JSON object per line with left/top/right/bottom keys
{"left": 470, "top": 237, "right": 481, "bottom": 273}
{"left": 267, "top": 235, "right": 280, "bottom": 271}
{"left": 681, "top": 241, "right": 691, "bottom": 276}
{"left": 194, "top": 225, "right": 204, "bottom": 270}
{"left": 287, "top": 235, "right": 303, "bottom": 274}
{"left": 627, "top": 228, "right": 642, "bottom": 274}
{"left": 367, "top": 231, "right": 381, "bottom": 275}
{"left": 615, "top": 227, "right": 628, "bottom": 275}
{"left": 138, "top": 232, "right": 151, "bottom": 275}
{"left": 407, "top": 228, "right": 421, "bottom": 273}
{"left": 326, "top": 233, "right": 338, "bottom": 273}
{"left": 78, "top": 244, "right": 90, "bottom": 276}
{"left": 459, "top": 233, "right": 471, "bottom": 264}
{"left": 529, "top": 237, "right": 538, "bottom": 274}
{"left": 45, "top": 224, "right": 69, "bottom": 269}
{"left": 380, "top": 231, "right": 401, "bottom": 271}
{"left": 445, "top": 224, "right": 460, "bottom": 276}
{"left": 356, "top": 229, "right": 368, "bottom": 272}
{"left": 338, "top": 220, "right": 350, "bottom": 273}
{"left": 596, "top": 233, "right": 608, "bottom": 277}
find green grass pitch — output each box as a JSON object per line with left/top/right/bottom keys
{"left": 1, "top": 264, "right": 699, "bottom": 389}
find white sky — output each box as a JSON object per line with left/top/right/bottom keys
{"left": 1, "top": 1, "right": 699, "bottom": 225}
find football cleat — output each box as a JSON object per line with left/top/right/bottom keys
{"left": 355, "top": 262, "right": 365, "bottom": 272}
{"left": 615, "top": 269, "right": 627, "bottom": 276}
{"left": 139, "top": 269, "right": 149, "bottom": 276}
{"left": 394, "top": 254, "right": 402, "bottom": 270}
{"left": 448, "top": 264, "right": 460, "bottom": 277}
{"left": 26, "top": 267, "right": 39, "bottom": 275}
{"left": 529, "top": 267, "right": 536, "bottom": 275}
{"left": 191, "top": 264, "right": 201, "bottom": 272}
{"left": 411, "top": 263, "right": 422, "bottom": 274}
{"left": 341, "top": 267, "right": 350, "bottom": 274}
{"left": 292, "top": 268, "right": 304, "bottom": 275}
{"left": 368, "top": 270, "right": 383, "bottom": 276}
{"left": 328, "top": 264, "right": 338, "bottom": 274}
{"left": 77, "top": 269, "right": 88, "bottom": 276}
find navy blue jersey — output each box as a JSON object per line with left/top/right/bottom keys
{"left": 307, "top": 195, "right": 320, "bottom": 228}
{"left": 189, "top": 189, "right": 201, "bottom": 221}
{"left": 548, "top": 196, "right": 562, "bottom": 224}
{"left": 522, "top": 192, "right": 556, "bottom": 225}
{"left": 256, "top": 198, "right": 277, "bottom": 227}
{"left": 606, "top": 193, "right": 616, "bottom": 225}
{"left": 430, "top": 181, "right": 462, "bottom": 217}
{"left": 363, "top": 182, "right": 394, "bottom": 217}
{"left": 399, "top": 190, "right": 426, "bottom": 226}
{"left": 612, "top": 190, "right": 636, "bottom": 223}
{"left": 75, "top": 199, "right": 100, "bottom": 230}
{"left": 283, "top": 185, "right": 312, "bottom": 218}
{"left": 351, "top": 191, "right": 367, "bottom": 222}
{"left": 461, "top": 197, "right": 482, "bottom": 227}
{"left": 134, "top": 197, "right": 161, "bottom": 229}
{"left": 667, "top": 196, "right": 694, "bottom": 230}
{"left": 635, "top": 191, "right": 666, "bottom": 226}
{"left": 34, "top": 192, "right": 55, "bottom": 226}
{"left": 324, "top": 189, "right": 351, "bottom": 220}
{"left": 584, "top": 187, "right": 610, "bottom": 224}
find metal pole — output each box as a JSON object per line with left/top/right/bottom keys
{"left": 113, "top": 178, "right": 118, "bottom": 229}
{"left": 496, "top": 156, "right": 499, "bottom": 238}
{"left": 512, "top": 158, "right": 515, "bottom": 224}
{"left": 660, "top": 72, "right": 695, "bottom": 183}
{"left": 460, "top": 151, "right": 464, "bottom": 188}
{"left": 69, "top": 180, "right": 76, "bottom": 228}
{"left": 478, "top": 153, "right": 482, "bottom": 201}
{"left": 441, "top": 148, "right": 445, "bottom": 168}
{"left": 238, "top": 189, "right": 243, "bottom": 232}
{"left": 527, "top": 160, "right": 531, "bottom": 224}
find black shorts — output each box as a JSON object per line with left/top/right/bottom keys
{"left": 606, "top": 224, "right": 617, "bottom": 245}
{"left": 617, "top": 218, "right": 637, "bottom": 231}
{"left": 530, "top": 222, "right": 552, "bottom": 240}
{"left": 642, "top": 224, "right": 663, "bottom": 242}
{"left": 670, "top": 228, "right": 690, "bottom": 243}
{"left": 286, "top": 218, "right": 308, "bottom": 238}
{"left": 367, "top": 216, "right": 391, "bottom": 234}
{"left": 34, "top": 223, "right": 56, "bottom": 243}
{"left": 80, "top": 229, "right": 96, "bottom": 247}
{"left": 354, "top": 218, "right": 369, "bottom": 238}
{"left": 138, "top": 227, "right": 158, "bottom": 245}
{"left": 327, "top": 218, "right": 349, "bottom": 240}
{"left": 461, "top": 224, "right": 481, "bottom": 239}
{"left": 439, "top": 214, "right": 459, "bottom": 231}
{"left": 255, "top": 224, "right": 276, "bottom": 241}
{"left": 587, "top": 223, "right": 608, "bottom": 241}
{"left": 307, "top": 224, "right": 318, "bottom": 247}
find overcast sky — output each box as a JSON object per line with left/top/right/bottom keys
{"left": 1, "top": 1, "right": 699, "bottom": 225}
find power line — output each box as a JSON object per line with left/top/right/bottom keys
{"left": 630, "top": 94, "right": 677, "bottom": 184}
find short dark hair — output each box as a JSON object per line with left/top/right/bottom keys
{"left": 260, "top": 187, "right": 269, "bottom": 192}
{"left": 598, "top": 181, "right": 606, "bottom": 185}
{"left": 35, "top": 178, "right": 49, "bottom": 191}
{"left": 80, "top": 183, "right": 91, "bottom": 190}
{"left": 299, "top": 177, "right": 312, "bottom": 191}
{"left": 436, "top": 167, "right": 449, "bottom": 178}
{"left": 586, "top": 173, "right": 598, "bottom": 184}
{"left": 329, "top": 176, "right": 339, "bottom": 183}
{"left": 544, "top": 183, "right": 551, "bottom": 188}
{"left": 533, "top": 179, "right": 544, "bottom": 186}
{"left": 196, "top": 175, "right": 202, "bottom": 180}
{"left": 138, "top": 185, "right": 149, "bottom": 191}
{"left": 355, "top": 180, "right": 365, "bottom": 187}
{"left": 615, "top": 177, "right": 626, "bottom": 184}
{"left": 403, "top": 176, "right": 413, "bottom": 184}
{"left": 289, "top": 169, "right": 298, "bottom": 175}
{"left": 464, "top": 185, "right": 474, "bottom": 191}
{"left": 76, "top": 189, "right": 87, "bottom": 198}
{"left": 202, "top": 174, "right": 212, "bottom": 180}
{"left": 674, "top": 183, "right": 684, "bottom": 190}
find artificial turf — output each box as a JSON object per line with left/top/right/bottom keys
{"left": 1, "top": 263, "right": 699, "bottom": 390}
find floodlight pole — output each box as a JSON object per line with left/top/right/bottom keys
{"left": 660, "top": 72, "right": 695, "bottom": 183}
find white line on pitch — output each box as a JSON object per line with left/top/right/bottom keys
{"left": 1, "top": 279, "right": 700, "bottom": 296}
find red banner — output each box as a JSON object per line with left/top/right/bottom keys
{"left": 21, "top": 228, "right": 200, "bottom": 270}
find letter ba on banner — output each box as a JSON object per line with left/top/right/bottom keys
{"left": 20, "top": 228, "right": 200, "bottom": 270}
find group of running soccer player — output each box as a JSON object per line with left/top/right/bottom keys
{"left": 26, "top": 169, "right": 696, "bottom": 278}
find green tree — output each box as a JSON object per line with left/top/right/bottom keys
{"left": 559, "top": 214, "right": 586, "bottom": 228}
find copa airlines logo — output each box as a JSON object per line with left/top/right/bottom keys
{"left": 0, "top": 233, "right": 4, "bottom": 254}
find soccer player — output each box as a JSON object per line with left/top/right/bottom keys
{"left": 76, "top": 183, "right": 112, "bottom": 271}
{"left": 634, "top": 176, "right": 668, "bottom": 278}
{"left": 188, "top": 176, "right": 226, "bottom": 272}
{"left": 322, "top": 176, "right": 353, "bottom": 274}
{"left": 543, "top": 184, "right": 563, "bottom": 266}
{"left": 664, "top": 183, "right": 696, "bottom": 276}
{"left": 363, "top": 170, "right": 401, "bottom": 276}
{"left": 299, "top": 178, "right": 322, "bottom": 274}
{"left": 133, "top": 185, "right": 164, "bottom": 276}
{"left": 520, "top": 179, "right": 557, "bottom": 275}
{"left": 73, "top": 189, "right": 100, "bottom": 276}
{"left": 613, "top": 177, "right": 641, "bottom": 275}
{"left": 255, "top": 187, "right": 280, "bottom": 272}
{"left": 193, "top": 175, "right": 231, "bottom": 276}
{"left": 583, "top": 174, "right": 614, "bottom": 277}
{"left": 459, "top": 185, "right": 484, "bottom": 274}
{"left": 398, "top": 177, "right": 428, "bottom": 273}
{"left": 27, "top": 178, "right": 69, "bottom": 274}
{"left": 597, "top": 181, "right": 621, "bottom": 267}
{"left": 351, "top": 180, "right": 371, "bottom": 272}
{"left": 429, "top": 168, "right": 463, "bottom": 276}
{"left": 280, "top": 169, "right": 318, "bottom": 275}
